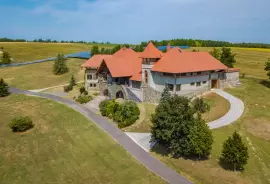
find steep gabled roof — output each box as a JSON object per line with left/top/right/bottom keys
{"left": 81, "top": 55, "right": 112, "bottom": 68}
{"left": 140, "top": 42, "right": 163, "bottom": 58}
{"left": 152, "top": 47, "right": 228, "bottom": 73}
{"left": 104, "top": 48, "right": 142, "bottom": 78}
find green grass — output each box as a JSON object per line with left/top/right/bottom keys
{"left": 152, "top": 77, "right": 270, "bottom": 184}
{"left": 202, "top": 92, "right": 230, "bottom": 122}
{"left": 0, "top": 58, "right": 85, "bottom": 90}
{"left": 187, "top": 47, "right": 270, "bottom": 79}
{"left": 0, "top": 42, "right": 115, "bottom": 63}
{"left": 0, "top": 94, "right": 164, "bottom": 184}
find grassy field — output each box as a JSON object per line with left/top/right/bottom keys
{"left": 0, "top": 94, "right": 164, "bottom": 184}
{"left": 152, "top": 77, "right": 270, "bottom": 184}
{"left": 0, "top": 58, "right": 85, "bottom": 90}
{"left": 202, "top": 92, "right": 231, "bottom": 122}
{"left": 187, "top": 47, "right": 270, "bottom": 79}
{"left": 0, "top": 42, "right": 116, "bottom": 63}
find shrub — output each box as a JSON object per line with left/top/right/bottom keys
{"left": 69, "top": 75, "right": 76, "bottom": 87}
{"left": 0, "top": 78, "right": 10, "bottom": 97}
{"left": 63, "top": 85, "right": 73, "bottom": 92}
{"left": 1, "top": 51, "right": 12, "bottom": 64}
{"left": 79, "top": 86, "right": 86, "bottom": 94}
{"left": 241, "top": 73, "right": 246, "bottom": 78}
{"left": 84, "top": 91, "right": 88, "bottom": 95}
{"left": 99, "top": 100, "right": 140, "bottom": 128}
{"left": 193, "top": 98, "right": 210, "bottom": 113}
{"left": 93, "top": 92, "right": 100, "bottom": 96}
{"left": 9, "top": 116, "right": 34, "bottom": 132}
{"left": 75, "top": 95, "right": 93, "bottom": 104}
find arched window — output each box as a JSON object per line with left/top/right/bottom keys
{"left": 144, "top": 70, "right": 148, "bottom": 84}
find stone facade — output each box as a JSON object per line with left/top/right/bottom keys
{"left": 225, "top": 71, "right": 240, "bottom": 86}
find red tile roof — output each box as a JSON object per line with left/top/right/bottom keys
{"left": 152, "top": 47, "right": 228, "bottom": 73}
{"left": 104, "top": 48, "right": 142, "bottom": 78}
{"left": 81, "top": 55, "right": 112, "bottom": 68}
{"left": 227, "top": 68, "right": 240, "bottom": 72}
{"left": 140, "top": 42, "right": 163, "bottom": 58}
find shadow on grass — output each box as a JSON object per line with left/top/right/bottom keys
{"left": 259, "top": 80, "right": 270, "bottom": 88}
{"left": 151, "top": 143, "right": 209, "bottom": 161}
{"left": 218, "top": 158, "right": 245, "bottom": 172}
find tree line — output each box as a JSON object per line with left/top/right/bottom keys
{"left": 141, "top": 39, "right": 270, "bottom": 48}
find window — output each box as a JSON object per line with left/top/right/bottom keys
{"left": 181, "top": 73, "right": 186, "bottom": 76}
{"left": 132, "top": 81, "right": 141, "bottom": 89}
{"left": 144, "top": 70, "right": 148, "bottom": 84}
{"left": 190, "top": 82, "right": 195, "bottom": 86}
{"left": 90, "top": 84, "right": 93, "bottom": 87}
{"left": 196, "top": 82, "right": 201, "bottom": 87}
{"left": 202, "top": 81, "right": 207, "bottom": 84}
{"left": 93, "top": 84, "right": 96, "bottom": 87}
{"left": 197, "top": 72, "right": 202, "bottom": 75}
{"left": 165, "top": 83, "right": 174, "bottom": 91}
{"left": 87, "top": 75, "right": 92, "bottom": 80}
{"left": 176, "top": 84, "right": 181, "bottom": 91}
{"left": 163, "top": 72, "right": 174, "bottom": 77}
{"left": 192, "top": 72, "right": 197, "bottom": 76}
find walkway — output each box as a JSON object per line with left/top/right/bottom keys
{"left": 126, "top": 89, "right": 245, "bottom": 152}
{"left": 10, "top": 87, "right": 192, "bottom": 184}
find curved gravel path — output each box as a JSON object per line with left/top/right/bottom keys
{"left": 208, "top": 89, "right": 245, "bottom": 129}
{"left": 10, "top": 87, "right": 192, "bottom": 184}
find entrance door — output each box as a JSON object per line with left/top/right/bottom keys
{"left": 211, "top": 80, "right": 218, "bottom": 88}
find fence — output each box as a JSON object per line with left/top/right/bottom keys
{"left": 0, "top": 51, "right": 91, "bottom": 68}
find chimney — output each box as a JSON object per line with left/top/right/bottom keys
{"left": 167, "top": 43, "right": 171, "bottom": 52}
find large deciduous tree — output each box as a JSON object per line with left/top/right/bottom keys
{"left": 264, "top": 58, "right": 270, "bottom": 79}
{"left": 220, "top": 47, "right": 236, "bottom": 68}
{"left": 221, "top": 132, "right": 249, "bottom": 171}
{"left": 151, "top": 95, "right": 213, "bottom": 158}
{"left": 209, "top": 47, "right": 221, "bottom": 60}
{"left": 53, "top": 53, "right": 69, "bottom": 75}
{"left": 0, "top": 78, "right": 10, "bottom": 97}
{"left": 91, "top": 45, "right": 99, "bottom": 56}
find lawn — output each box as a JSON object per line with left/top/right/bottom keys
{"left": 0, "top": 94, "right": 164, "bottom": 184}
{"left": 0, "top": 58, "right": 85, "bottom": 90}
{"left": 152, "top": 77, "right": 270, "bottom": 184}
{"left": 187, "top": 47, "right": 270, "bottom": 79}
{"left": 0, "top": 42, "right": 115, "bottom": 63}
{"left": 202, "top": 92, "right": 230, "bottom": 122}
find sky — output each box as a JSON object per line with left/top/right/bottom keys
{"left": 0, "top": 0, "right": 270, "bottom": 44}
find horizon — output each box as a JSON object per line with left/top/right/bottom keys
{"left": 0, "top": 0, "right": 270, "bottom": 44}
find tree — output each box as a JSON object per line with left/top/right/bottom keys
{"left": 0, "top": 78, "right": 10, "bottom": 97}
{"left": 221, "top": 132, "right": 249, "bottom": 171}
{"left": 53, "top": 53, "right": 69, "bottom": 75}
{"left": 151, "top": 95, "right": 213, "bottom": 158}
{"left": 193, "top": 98, "right": 210, "bottom": 113}
{"left": 159, "top": 87, "right": 171, "bottom": 103}
{"left": 69, "top": 75, "right": 76, "bottom": 87}
{"left": 264, "top": 58, "right": 270, "bottom": 79}
{"left": 209, "top": 47, "right": 221, "bottom": 60}
{"left": 91, "top": 45, "right": 99, "bottom": 56}
{"left": 220, "top": 47, "right": 236, "bottom": 68}
{"left": 1, "top": 51, "right": 11, "bottom": 64}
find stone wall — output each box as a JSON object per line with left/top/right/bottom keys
{"left": 142, "top": 84, "right": 162, "bottom": 103}
{"left": 225, "top": 71, "right": 240, "bottom": 86}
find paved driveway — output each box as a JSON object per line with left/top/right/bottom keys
{"left": 10, "top": 87, "right": 192, "bottom": 184}
{"left": 126, "top": 89, "right": 245, "bottom": 152}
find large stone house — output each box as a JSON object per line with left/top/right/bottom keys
{"left": 81, "top": 42, "right": 240, "bottom": 102}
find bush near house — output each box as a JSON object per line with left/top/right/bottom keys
{"left": 0, "top": 78, "right": 10, "bottom": 97}
{"left": 193, "top": 97, "right": 211, "bottom": 113}
{"left": 9, "top": 116, "right": 34, "bottom": 132}
{"left": 99, "top": 100, "right": 140, "bottom": 128}
{"left": 75, "top": 95, "right": 93, "bottom": 104}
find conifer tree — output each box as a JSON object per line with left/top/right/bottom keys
{"left": 53, "top": 53, "right": 69, "bottom": 75}
{"left": 0, "top": 78, "right": 10, "bottom": 97}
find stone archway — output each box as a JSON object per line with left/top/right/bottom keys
{"left": 116, "top": 90, "right": 124, "bottom": 99}
{"left": 103, "top": 89, "right": 109, "bottom": 96}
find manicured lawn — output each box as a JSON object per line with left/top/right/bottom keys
{"left": 0, "top": 58, "right": 85, "bottom": 90}
{"left": 0, "top": 42, "right": 115, "bottom": 63}
{"left": 202, "top": 92, "right": 230, "bottom": 122}
{"left": 187, "top": 47, "right": 270, "bottom": 79}
{"left": 152, "top": 77, "right": 270, "bottom": 184}
{"left": 0, "top": 94, "right": 164, "bottom": 184}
